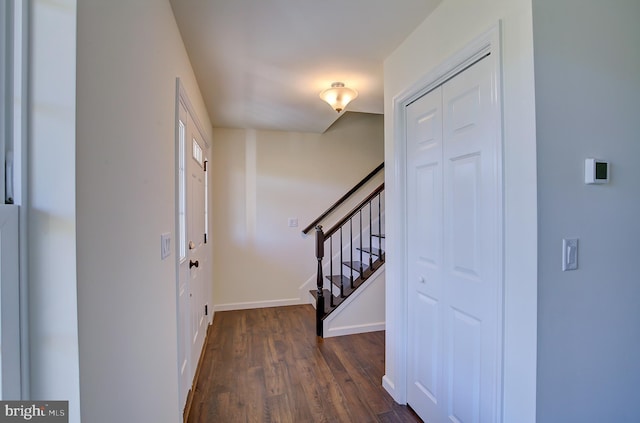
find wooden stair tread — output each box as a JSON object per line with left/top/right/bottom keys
{"left": 309, "top": 289, "right": 345, "bottom": 314}
{"left": 357, "top": 247, "right": 384, "bottom": 257}
{"left": 326, "top": 275, "right": 359, "bottom": 297}
{"left": 326, "top": 274, "right": 350, "bottom": 288}
{"left": 342, "top": 261, "right": 369, "bottom": 273}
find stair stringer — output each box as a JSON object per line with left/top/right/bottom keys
{"left": 322, "top": 263, "right": 385, "bottom": 338}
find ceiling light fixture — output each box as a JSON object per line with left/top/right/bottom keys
{"left": 319, "top": 82, "right": 358, "bottom": 113}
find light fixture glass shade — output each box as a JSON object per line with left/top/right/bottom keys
{"left": 319, "top": 82, "right": 358, "bottom": 113}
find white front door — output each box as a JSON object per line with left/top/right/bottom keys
{"left": 177, "top": 97, "right": 209, "bottom": 409}
{"left": 406, "top": 55, "right": 502, "bottom": 423}
{"left": 177, "top": 102, "right": 191, "bottom": 408}
{"left": 187, "top": 114, "right": 207, "bottom": 371}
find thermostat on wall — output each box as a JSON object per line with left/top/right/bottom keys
{"left": 585, "top": 158, "right": 609, "bottom": 184}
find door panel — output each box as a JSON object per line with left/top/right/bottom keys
{"left": 414, "top": 292, "right": 439, "bottom": 402}
{"left": 442, "top": 57, "right": 500, "bottom": 423}
{"left": 177, "top": 99, "right": 210, "bottom": 409}
{"left": 416, "top": 164, "right": 439, "bottom": 264}
{"left": 187, "top": 114, "right": 207, "bottom": 372}
{"left": 449, "top": 154, "right": 480, "bottom": 278}
{"left": 407, "top": 55, "right": 501, "bottom": 423}
{"left": 177, "top": 103, "right": 190, "bottom": 408}
{"left": 407, "top": 86, "right": 444, "bottom": 421}
{"left": 449, "top": 308, "right": 481, "bottom": 423}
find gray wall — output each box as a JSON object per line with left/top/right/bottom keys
{"left": 533, "top": 1, "right": 640, "bottom": 421}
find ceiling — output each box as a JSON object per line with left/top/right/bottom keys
{"left": 170, "top": 0, "right": 442, "bottom": 133}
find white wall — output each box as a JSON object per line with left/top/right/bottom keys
{"left": 28, "top": 0, "right": 80, "bottom": 419}
{"left": 211, "top": 112, "right": 383, "bottom": 309}
{"left": 76, "top": 1, "right": 211, "bottom": 422}
{"left": 533, "top": 1, "right": 640, "bottom": 421}
{"left": 383, "top": 0, "right": 538, "bottom": 421}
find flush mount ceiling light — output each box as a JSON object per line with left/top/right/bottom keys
{"left": 319, "top": 82, "right": 358, "bottom": 113}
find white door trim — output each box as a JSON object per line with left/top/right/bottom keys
{"left": 1, "top": 1, "right": 6, "bottom": 203}
{"left": 2, "top": 0, "right": 29, "bottom": 399}
{"left": 0, "top": 205, "right": 20, "bottom": 399}
{"left": 176, "top": 80, "right": 209, "bottom": 150}
{"left": 386, "top": 22, "right": 514, "bottom": 421}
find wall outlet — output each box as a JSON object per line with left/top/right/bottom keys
{"left": 288, "top": 218, "right": 298, "bottom": 228}
{"left": 161, "top": 233, "right": 171, "bottom": 260}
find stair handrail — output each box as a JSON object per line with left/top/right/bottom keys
{"left": 323, "top": 183, "right": 384, "bottom": 239}
{"left": 302, "top": 162, "right": 384, "bottom": 235}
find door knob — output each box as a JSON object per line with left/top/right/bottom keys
{"left": 189, "top": 260, "right": 199, "bottom": 269}
{"left": 418, "top": 276, "right": 425, "bottom": 284}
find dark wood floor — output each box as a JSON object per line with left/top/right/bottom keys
{"left": 186, "top": 304, "right": 422, "bottom": 423}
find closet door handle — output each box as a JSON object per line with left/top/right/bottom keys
{"left": 189, "top": 260, "right": 199, "bottom": 269}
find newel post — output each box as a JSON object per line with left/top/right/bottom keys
{"left": 315, "top": 225, "right": 325, "bottom": 337}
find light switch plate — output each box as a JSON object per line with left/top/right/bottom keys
{"left": 562, "top": 238, "right": 578, "bottom": 271}
{"left": 288, "top": 218, "right": 298, "bottom": 228}
{"left": 161, "top": 233, "right": 171, "bottom": 260}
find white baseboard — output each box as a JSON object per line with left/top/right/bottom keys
{"left": 382, "top": 375, "right": 401, "bottom": 402}
{"left": 298, "top": 276, "right": 316, "bottom": 304}
{"left": 323, "top": 321, "right": 385, "bottom": 338}
{"left": 213, "top": 297, "right": 304, "bottom": 312}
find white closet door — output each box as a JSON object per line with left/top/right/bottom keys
{"left": 407, "top": 55, "right": 502, "bottom": 423}
{"left": 406, "top": 85, "right": 446, "bottom": 421}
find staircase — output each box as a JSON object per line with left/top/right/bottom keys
{"left": 303, "top": 164, "right": 385, "bottom": 337}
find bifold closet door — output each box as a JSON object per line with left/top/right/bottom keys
{"left": 407, "top": 55, "right": 502, "bottom": 423}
